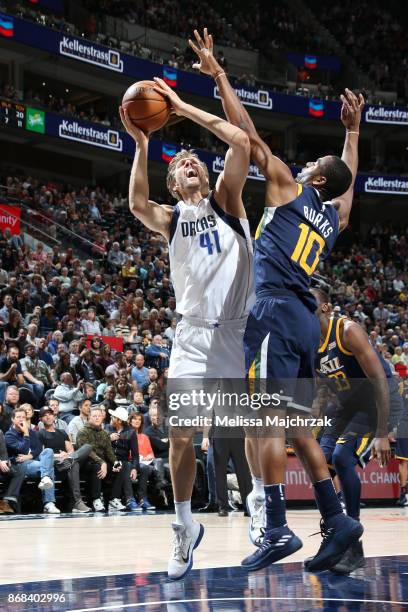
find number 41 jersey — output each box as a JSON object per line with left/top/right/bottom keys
{"left": 169, "top": 192, "right": 254, "bottom": 321}
{"left": 255, "top": 184, "right": 339, "bottom": 310}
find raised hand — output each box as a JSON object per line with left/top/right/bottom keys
{"left": 340, "top": 88, "right": 365, "bottom": 132}
{"left": 152, "top": 77, "right": 187, "bottom": 116}
{"left": 189, "top": 28, "right": 221, "bottom": 76}
{"left": 119, "top": 106, "right": 150, "bottom": 145}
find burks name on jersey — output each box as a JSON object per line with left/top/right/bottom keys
{"left": 180, "top": 214, "right": 216, "bottom": 237}
{"left": 303, "top": 205, "right": 335, "bottom": 239}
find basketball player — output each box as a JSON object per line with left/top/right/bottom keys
{"left": 312, "top": 287, "right": 398, "bottom": 574}
{"left": 119, "top": 79, "right": 254, "bottom": 580}
{"left": 189, "top": 29, "right": 388, "bottom": 572}
{"left": 395, "top": 378, "right": 408, "bottom": 506}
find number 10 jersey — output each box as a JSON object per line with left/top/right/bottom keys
{"left": 168, "top": 192, "right": 254, "bottom": 321}
{"left": 254, "top": 184, "right": 339, "bottom": 311}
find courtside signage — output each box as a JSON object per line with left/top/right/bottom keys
{"left": 212, "top": 156, "right": 265, "bottom": 181}
{"left": 57, "top": 118, "right": 123, "bottom": 151}
{"left": 214, "top": 85, "right": 273, "bottom": 110}
{"left": 365, "top": 106, "right": 408, "bottom": 125}
{"left": 59, "top": 36, "right": 124, "bottom": 72}
{"left": 364, "top": 176, "right": 408, "bottom": 195}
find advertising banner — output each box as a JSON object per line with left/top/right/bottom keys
{"left": 0, "top": 204, "right": 21, "bottom": 235}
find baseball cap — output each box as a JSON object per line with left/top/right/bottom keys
{"left": 40, "top": 406, "right": 54, "bottom": 417}
{"left": 108, "top": 406, "right": 129, "bottom": 422}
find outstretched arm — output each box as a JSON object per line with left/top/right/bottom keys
{"left": 332, "top": 89, "right": 364, "bottom": 232}
{"left": 189, "top": 29, "right": 297, "bottom": 206}
{"left": 342, "top": 321, "right": 391, "bottom": 467}
{"left": 119, "top": 107, "right": 173, "bottom": 239}
{"left": 153, "top": 77, "right": 250, "bottom": 218}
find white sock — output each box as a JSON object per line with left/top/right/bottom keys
{"left": 174, "top": 500, "right": 193, "bottom": 528}
{"left": 251, "top": 475, "right": 264, "bottom": 497}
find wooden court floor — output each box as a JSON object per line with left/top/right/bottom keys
{"left": 0, "top": 507, "right": 407, "bottom": 585}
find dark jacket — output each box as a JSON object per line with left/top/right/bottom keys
{"left": 105, "top": 424, "right": 140, "bottom": 470}
{"left": 76, "top": 423, "right": 116, "bottom": 465}
{"left": 0, "top": 430, "right": 8, "bottom": 461}
{"left": 144, "top": 424, "right": 169, "bottom": 459}
{"left": 5, "top": 427, "right": 43, "bottom": 462}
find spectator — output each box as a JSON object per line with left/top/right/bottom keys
{"left": 0, "top": 429, "right": 26, "bottom": 514}
{"left": 144, "top": 334, "right": 170, "bottom": 371}
{"left": 67, "top": 398, "right": 92, "bottom": 445}
{"left": 0, "top": 345, "right": 25, "bottom": 403}
{"left": 38, "top": 397, "right": 68, "bottom": 432}
{"left": 20, "top": 344, "right": 53, "bottom": 406}
{"left": 127, "top": 390, "right": 148, "bottom": 415}
{"left": 76, "top": 405, "right": 128, "bottom": 512}
{"left": 38, "top": 406, "right": 92, "bottom": 513}
{"left": 21, "top": 403, "right": 36, "bottom": 430}
{"left": 53, "top": 373, "right": 84, "bottom": 423}
{"left": 131, "top": 354, "right": 149, "bottom": 389}
{"left": 39, "top": 304, "right": 59, "bottom": 336}
{"left": 144, "top": 403, "right": 169, "bottom": 460}
{"left": 75, "top": 349, "right": 104, "bottom": 385}
{"left": 81, "top": 308, "right": 102, "bottom": 336}
{"left": 106, "top": 406, "right": 140, "bottom": 511}
{"left": 5, "top": 407, "right": 60, "bottom": 513}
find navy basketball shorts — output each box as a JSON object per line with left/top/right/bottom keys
{"left": 244, "top": 293, "right": 320, "bottom": 413}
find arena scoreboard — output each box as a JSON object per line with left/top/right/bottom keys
{"left": 0, "top": 99, "right": 25, "bottom": 129}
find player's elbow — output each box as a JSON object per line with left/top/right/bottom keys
{"left": 234, "top": 130, "right": 251, "bottom": 155}
{"left": 129, "top": 196, "right": 147, "bottom": 218}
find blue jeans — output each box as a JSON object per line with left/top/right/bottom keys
{"left": 24, "top": 448, "right": 55, "bottom": 504}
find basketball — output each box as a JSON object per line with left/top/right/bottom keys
{"left": 122, "top": 80, "right": 171, "bottom": 133}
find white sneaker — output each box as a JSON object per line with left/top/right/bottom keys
{"left": 403, "top": 494, "right": 408, "bottom": 507}
{"left": 108, "top": 498, "right": 126, "bottom": 511}
{"left": 93, "top": 498, "right": 105, "bottom": 512}
{"left": 38, "top": 476, "right": 53, "bottom": 491}
{"left": 167, "top": 521, "right": 204, "bottom": 580}
{"left": 246, "top": 491, "right": 266, "bottom": 546}
{"left": 44, "top": 502, "right": 60, "bottom": 514}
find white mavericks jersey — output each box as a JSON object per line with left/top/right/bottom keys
{"left": 169, "top": 192, "right": 254, "bottom": 321}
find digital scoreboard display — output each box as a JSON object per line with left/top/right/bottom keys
{"left": 0, "top": 99, "right": 25, "bottom": 128}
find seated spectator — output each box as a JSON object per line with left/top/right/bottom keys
{"left": 3, "top": 310, "right": 22, "bottom": 341}
{"left": 127, "top": 390, "right": 148, "bottom": 415}
{"left": 1, "top": 385, "right": 20, "bottom": 433}
{"left": 5, "top": 407, "right": 60, "bottom": 513}
{"left": 21, "top": 403, "right": 36, "bottom": 430}
{"left": 114, "top": 378, "right": 133, "bottom": 405}
{"left": 39, "top": 304, "right": 59, "bottom": 336}
{"left": 96, "top": 343, "right": 114, "bottom": 372}
{"left": 0, "top": 345, "right": 25, "bottom": 403}
{"left": 54, "top": 351, "right": 77, "bottom": 383}
{"left": 67, "top": 398, "right": 91, "bottom": 445}
{"left": 106, "top": 406, "right": 140, "bottom": 511}
{"left": 75, "top": 349, "right": 104, "bottom": 385}
{"left": 37, "top": 337, "right": 54, "bottom": 368}
{"left": 38, "top": 406, "right": 92, "bottom": 513}
{"left": 90, "top": 336, "right": 103, "bottom": 356}
{"left": 53, "top": 373, "right": 85, "bottom": 423}
{"left": 38, "top": 397, "right": 68, "bottom": 432}
{"left": 76, "top": 405, "right": 129, "bottom": 512}
{"left": 128, "top": 411, "right": 168, "bottom": 510}
{"left": 0, "top": 429, "right": 26, "bottom": 514}
{"left": 144, "top": 403, "right": 169, "bottom": 460}
{"left": 131, "top": 353, "right": 149, "bottom": 390}
{"left": 101, "top": 385, "right": 116, "bottom": 413}
{"left": 20, "top": 344, "right": 53, "bottom": 407}
{"left": 81, "top": 308, "right": 102, "bottom": 336}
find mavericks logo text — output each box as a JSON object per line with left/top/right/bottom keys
{"left": 58, "top": 120, "right": 123, "bottom": 151}
{"left": 364, "top": 176, "right": 408, "bottom": 196}
{"left": 60, "top": 36, "right": 124, "bottom": 72}
{"left": 365, "top": 106, "right": 408, "bottom": 125}
{"left": 214, "top": 86, "right": 273, "bottom": 110}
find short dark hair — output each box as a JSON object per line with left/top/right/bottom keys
{"left": 311, "top": 287, "right": 330, "bottom": 306}
{"left": 319, "top": 156, "right": 352, "bottom": 201}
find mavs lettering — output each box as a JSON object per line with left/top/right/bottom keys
{"left": 181, "top": 214, "right": 216, "bottom": 237}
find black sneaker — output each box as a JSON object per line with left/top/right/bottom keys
{"left": 396, "top": 491, "right": 406, "bottom": 507}
{"left": 330, "top": 540, "right": 365, "bottom": 575}
{"left": 241, "top": 525, "right": 303, "bottom": 571}
{"left": 305, "top": 516, "right": 364, "bottom": 572}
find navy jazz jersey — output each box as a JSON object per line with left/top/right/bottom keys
{"left": 255, "top": 184, "right": 339, "bottom": 310}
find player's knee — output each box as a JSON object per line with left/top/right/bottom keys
{"left": 170, "top": 436, "right": 193, "bottom": 452}
{"left": 332, "top": 444, "right": 352, "bottom": 471}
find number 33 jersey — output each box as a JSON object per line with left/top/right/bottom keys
{"left": 255, "top": 184, "right": 339, "bottom": 310}
{"left": 168, "top": 192, "right": 254, "bottom": 321}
